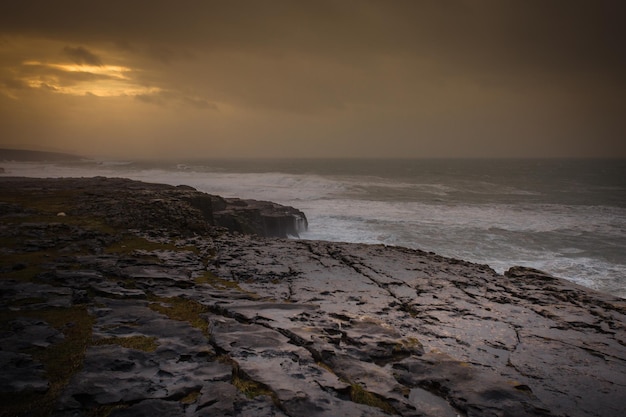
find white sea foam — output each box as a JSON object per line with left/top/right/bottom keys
{"left": 2, "top": 159, "right": 624, "bottom": 298}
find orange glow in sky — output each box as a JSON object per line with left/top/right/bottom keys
{"left": 0, "top": 1, "right": 624, "bottom": 159}
{"left": 19, "top": 61, "right": 158, "bottom": 97}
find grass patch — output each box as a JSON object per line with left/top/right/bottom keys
{"left": 148, "top": 295, "right": 209, "bottom": 336}
{"left": 232, "top": 373, "right": 275, "bottom": 399}
{"left": 393, "top": 337, "right": 423, "bottom": 354}
{"left": 316, "top": 361, "right": 336, "bottom": 375}
{"left": 0, "top": 222, "right": 116, "bottom": 286}
{"left": 92, "top": 335, "right": 159, "bottom": 352}
{"left": 0, "top": 236, "right": 19, "bottom": 248}
{"left": 350, "top": 383, "right": 397, "bottom": 415}
{"left": 1, "top": 262, "right": 45, "bottom": 282}
{"left": 0, "top": 190, "right": 78, "bottom": 215}
{"left": 217, "top": 355, "right": 277, "bottom": 400}
{"left": 0, "top": 187, "right": 115, "bottom": 235}
{"left": 194, "top": 270, "right": 261, "bottom": 301}
{"left": 194, "top": 270, "right": 243, "bottom": 291}
{"left": 180, "top": 390, "right": 202, "bottom": 404}
{"left": 177, "top": 243, "right": 200, "bottom": 254}
{"left": 0, "top": 213, "right": 116, "bottom": 235}
{"left": 0, "top": 193, "right": 118, "bottom": 236}
{"left": 0, "top": 306, "right": 94, "bottom": 417}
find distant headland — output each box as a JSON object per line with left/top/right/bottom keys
{"left": 0, "top": 148, "right": 86, "bottom": 162}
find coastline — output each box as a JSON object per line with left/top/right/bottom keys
{"left": 2, "top": 157, "right": 625, "bottom": 299}
{"left": 1, "top": 176, "right": 625, "bottom": 417}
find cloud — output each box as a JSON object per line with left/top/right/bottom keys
{"left": 21, "top": 62, "right": 119, "bottom": 85}
{"left": 0, "top": 1, "right": 624, "bottom": 158}
{"left": 10, "top": 60, "right": 138, "bottom": 97}
{"left": 2, "top": 77, "right": 29, "bottom": 90}
{"left": 146, "top": 44, "right": 195, "bottom": 64}
{"left": 135, "top": 90, "right": 218, "bottom": 110}
{"left": 2, "top": 1, "right": 624, "bottom": 76}
{"left": 182, "top": 96, "right": 218, "bottom": 110}
{"left": 63, "top": 46, "right": 103, "bottom": 66}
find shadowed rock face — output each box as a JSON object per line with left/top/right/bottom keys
{"left": 212, "top": 196, "right": 308, "bottom": 238}
{"left": 1, "top": 177, "right": 625, "bottom": 417}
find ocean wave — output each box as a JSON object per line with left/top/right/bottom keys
{"left": 3, "top": 159, "right": 624, "bottom": 298}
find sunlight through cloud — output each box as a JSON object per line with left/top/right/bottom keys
{"left": 41, "top": 62, "right": 132, "bottom": 79}
{"left": 19, "top": 60, "right": 159, "bottom": 97}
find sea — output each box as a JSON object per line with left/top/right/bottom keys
{"left": 2, "top": 158, "right": 625, "bottom": 299}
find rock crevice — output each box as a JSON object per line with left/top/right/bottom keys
{"left": 1, "top": 177, "right": 625, "bottom": 417}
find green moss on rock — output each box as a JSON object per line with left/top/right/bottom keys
{"left": 0, "top": 306, "right": 94, "bottom": 417}
{"left": 92, "top": 335, "right": 159, "bottom": 352}
{"left": 350, "top": 383, "right": 397, "bottom": 415}
{"left": 148, "top": 295, "right": 209, "bottom": 336}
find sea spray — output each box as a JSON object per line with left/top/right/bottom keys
{"left": 2, "top": 158, "right": 624, "bottom": 298}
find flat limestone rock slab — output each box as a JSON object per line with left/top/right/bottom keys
{"left": 2, "top": 177, "right": 624, "bottom": 417}
{"left": 0, "top": 350, "right": 49, "bottom": 393}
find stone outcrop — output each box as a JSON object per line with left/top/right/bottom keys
{"left": 211, "top": 196, "right": 308, "bottom": 238}
{"left": 0, "top": 176, "right": 307, "bottom": 238}
{"left": 1, "top": 177, "right": 624, "bottom": 417}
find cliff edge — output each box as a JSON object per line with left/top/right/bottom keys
{"left": 1, "top": 177, "right": 624, "bottom": 417}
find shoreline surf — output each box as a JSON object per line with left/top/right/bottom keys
{"left": 1, "top": 157, "right": 624, "bottom": 298}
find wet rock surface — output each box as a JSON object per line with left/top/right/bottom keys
{"left": 1, "top": 177, "right": 625, "bottom": 417}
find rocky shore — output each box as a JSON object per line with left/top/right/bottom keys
{"left": 1, "top": 177, "right": 624, "bottom": 417}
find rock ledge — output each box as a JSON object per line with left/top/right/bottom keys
{"left": 1, "top": 177, "right": 624, "bottom": 417}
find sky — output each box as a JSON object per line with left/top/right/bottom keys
{"left": 1, "top": 1, "right": 625, "bottom": 160}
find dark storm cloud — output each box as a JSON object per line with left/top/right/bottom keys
{"left": 63, "top": 46, "right": 103, "bottom": 66}
{"left": 2, "top": 1, "right": 623, "bottom": 73}
{"left": 2, "top": 2, "right": 625, "bottom": 102}
{"left": 135, "top": 90, "right": 218, "bottom": 110}
{"left": 2, "top": 77, "right": 29, "bottom": 90}
{"left": 134, "top": 92, "right": 168, "bottom": 105}
{"left": 0, "top": 0, "right": 624, "bottom": 158}
{"left": 182, "top": 96, "right": 218, "bottom": 110}
{"left": 3, "top": 1, "right": 624, "bottom": 112}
